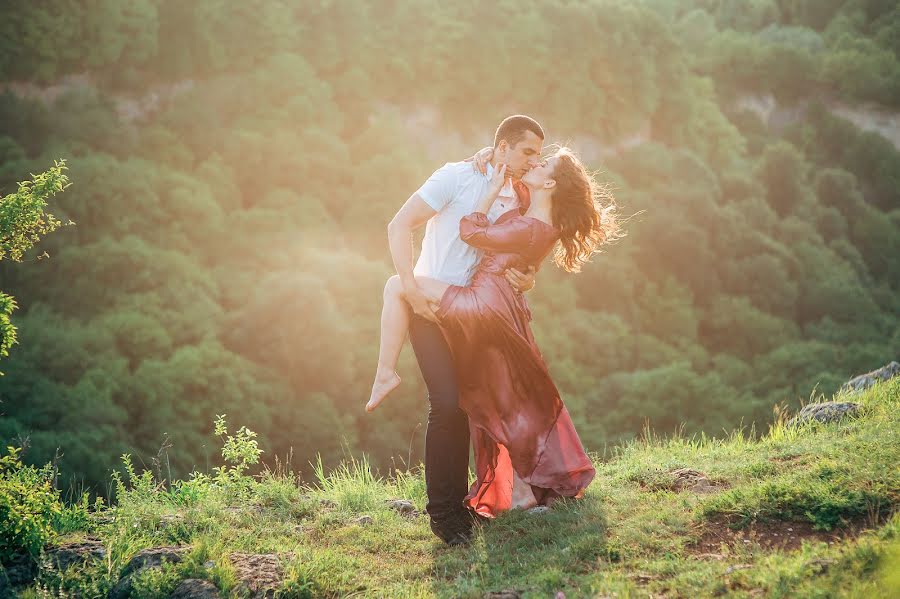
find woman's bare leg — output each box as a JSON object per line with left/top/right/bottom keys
{"left": 366, "top": 276, "right": 408, "bottom": 412}
{"left": 366, "top": 275, "right": 449, "bottom": 413}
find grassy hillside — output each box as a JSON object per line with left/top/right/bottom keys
{"left": 5, "top": 377, "right": 897, "bottom": 597}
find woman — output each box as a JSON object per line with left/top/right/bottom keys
{"left": 367, "top": 147, "right": 622, "bottom": 517}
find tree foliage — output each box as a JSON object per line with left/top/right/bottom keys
{"left": 0, "top": 0, "right": 897, "bottom": 499}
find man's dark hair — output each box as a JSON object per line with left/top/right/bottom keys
{"left": 493, "top": 114, "right": 544, "bottom": 148}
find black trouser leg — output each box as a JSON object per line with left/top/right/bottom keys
{"left": 408, "top": 314, "right": 470, "bottom": 521}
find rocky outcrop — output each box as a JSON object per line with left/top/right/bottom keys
{"left": 0, "top": 552, "right": 38, "bottom": 595}
{"left": 0, "top": 537, "right": 107, "bottom": 595}
{"left": 839, "top": 361, "right": 899, "bottom": 395}
{"left": 227, "top": 552, "right": 293, "bottom": 599}
{"left": 735, "top": 93, "right": 900, "bottom": 151}
{"left": 169, "top": 578, "right": 222, "bottom": 599}
{"left": 45, "top": 538, "right": 107, "bottom": 571}
{"left": 788, "top": 402, "right": 861, "bottom": 426}
{"left": 108, "top": 545, "right": 191, "bottom": 599}
{"left": 788, "top": 360, "right": 898, "bottom": 427}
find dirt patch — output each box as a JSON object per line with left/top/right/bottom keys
{"left": 687, "top": 516, "right": 868, "bottom": 555}
{"left": 669, "top": 469, "right": 728, "bottom": 494}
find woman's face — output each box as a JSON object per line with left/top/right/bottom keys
{"left": 522, "top": 154, "right": 559, "bottom": 191}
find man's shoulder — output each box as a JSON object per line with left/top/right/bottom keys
{"left": 437, "top": 160, "right": 484, "bottom": 189}
{"left": 418, "top": 161, "right": 485, "bottom": 212}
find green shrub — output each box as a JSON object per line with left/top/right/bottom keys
{"left": 0, "top": 446, "right": 63, "bottom": 562}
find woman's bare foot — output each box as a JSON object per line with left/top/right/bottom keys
{"left": 366, "top": 368, "right": 401, "bottom": 412}
{"left": 510, "top": 470, "right": 538, "bottom": 509}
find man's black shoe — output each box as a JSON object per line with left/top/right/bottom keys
{"left": 429, "top": 513, "right": 473, "bottom": 546}
{"left": 460, "top": 506, "right": 491, "bottom": 527}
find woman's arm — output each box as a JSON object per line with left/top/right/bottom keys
{"left": 473, "top": 162, "right": 506, "bottom": 213}
{"left": 459, "top": 212, "right": 532, "bottom": 252}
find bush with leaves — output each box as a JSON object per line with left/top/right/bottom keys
{"left": 0, "top": 159, "right": 71, "bottom": 369}
{"left": 0, "top": 445, "right": 62, "bottom": 562}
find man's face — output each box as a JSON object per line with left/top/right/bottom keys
{"left": 498, "top": 130, "right": 543, "bottom": 179}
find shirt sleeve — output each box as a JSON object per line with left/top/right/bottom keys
{"left": 415, "top": 162, "right": 458, "bottom": 212}
{"left": 459, "top": 212, "right": 532, "bottom": 252}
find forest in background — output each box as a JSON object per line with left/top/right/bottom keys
{"left": 0, "top": 0, "right": 898, "bottom": 500}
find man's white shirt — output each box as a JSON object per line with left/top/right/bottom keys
{"left": 413, "top": 161, "right": 520, "bottom": 286}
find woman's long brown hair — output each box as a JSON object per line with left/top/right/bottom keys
{"left": 549, "top": 148, "right": 623, "bottom": 272}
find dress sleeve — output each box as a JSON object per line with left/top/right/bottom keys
{"left": 459, "top": 212, "right": 532, "bottom": 252}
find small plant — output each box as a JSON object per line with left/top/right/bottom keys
{"left": 110, "top": 452, "right": 163, "bottom": 508}
{"left": 0, "top": 445, "right": 63, "bottom": 562}
{"left": 127, "top": 557, "right": 184, "bottom": 598}
{"left": 210, "top": 414, "right": 264, "bottom": 500}
{"left": 53, "top": 490, "right": 102, "bottom": 535}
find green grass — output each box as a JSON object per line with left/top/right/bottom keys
{"left": 16, "top": 377, "right": 900, "bottom": 598}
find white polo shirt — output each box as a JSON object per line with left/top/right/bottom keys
{"left": 413, "top": 161, "right": 520, "bottom": 286}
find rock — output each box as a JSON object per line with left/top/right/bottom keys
{"left": 354, "top": 515, "right": 374, "bottom": 525}
{"left": 1, "top": 551, "right": 38, "bottom": 589}
{"left": 108, "top": 545, "right": 191, "bottom": 599}
{"left": 169, "top": 578, "right": 222, "bottom": 599}
{"left": 384, "top": 499, "right": 419, "bottom": 517}
{"left": 839, "top": 361, "right": 899, "bottom": 395}
{"left": 45, "top": 537, "right": 107, "bottom": 572}
{"left": 227, "top": 552, "right": 291, "bottom": 599}
{"left": 806, "top": 558, "right": 836, "bottom": 574}
{"left": 788, "top": 402, "right": 860, "bottom": 426}
{"left": 669, "top": 468, "right": 723, "bottom": 494}
{"left": 724, "top": 564, "right": 753, "bottom": 575}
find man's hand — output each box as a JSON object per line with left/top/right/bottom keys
{"left": 404, "top": 283, "right": 440, "bottom": 323}
{"left": 505, "top": 265, "right": 536, "bottom": 293}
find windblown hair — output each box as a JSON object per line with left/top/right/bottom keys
{"left": 493, "top": 114, "right": 544, "bottom": 148}
{"left": 549, "top": 148, "right": 623, "bottom": 273}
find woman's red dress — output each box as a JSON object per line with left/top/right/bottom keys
{"left": 434, "top": 208, "right": 596, "bottom": 518}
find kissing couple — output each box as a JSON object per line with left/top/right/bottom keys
{"left": 365, "top": 115, "right": 623, "bottom": 546}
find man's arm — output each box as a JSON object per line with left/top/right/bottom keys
{"left": 387, "top": 193, "right": 440, "bottom": 322}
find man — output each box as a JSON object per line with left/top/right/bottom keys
{"left": 386, "top": 114, "right": 544, "bottom": 545}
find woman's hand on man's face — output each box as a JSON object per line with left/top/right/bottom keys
{"left": 489, "top": 162, "right": 508, "bottom": 195}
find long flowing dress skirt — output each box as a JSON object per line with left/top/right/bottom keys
{"left": 435, "top": 269, "right": 596, "bottom": 518}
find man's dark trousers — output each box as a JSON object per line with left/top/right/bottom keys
{"left": 408, "top": 314, "right": 470, "bottom": 521}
